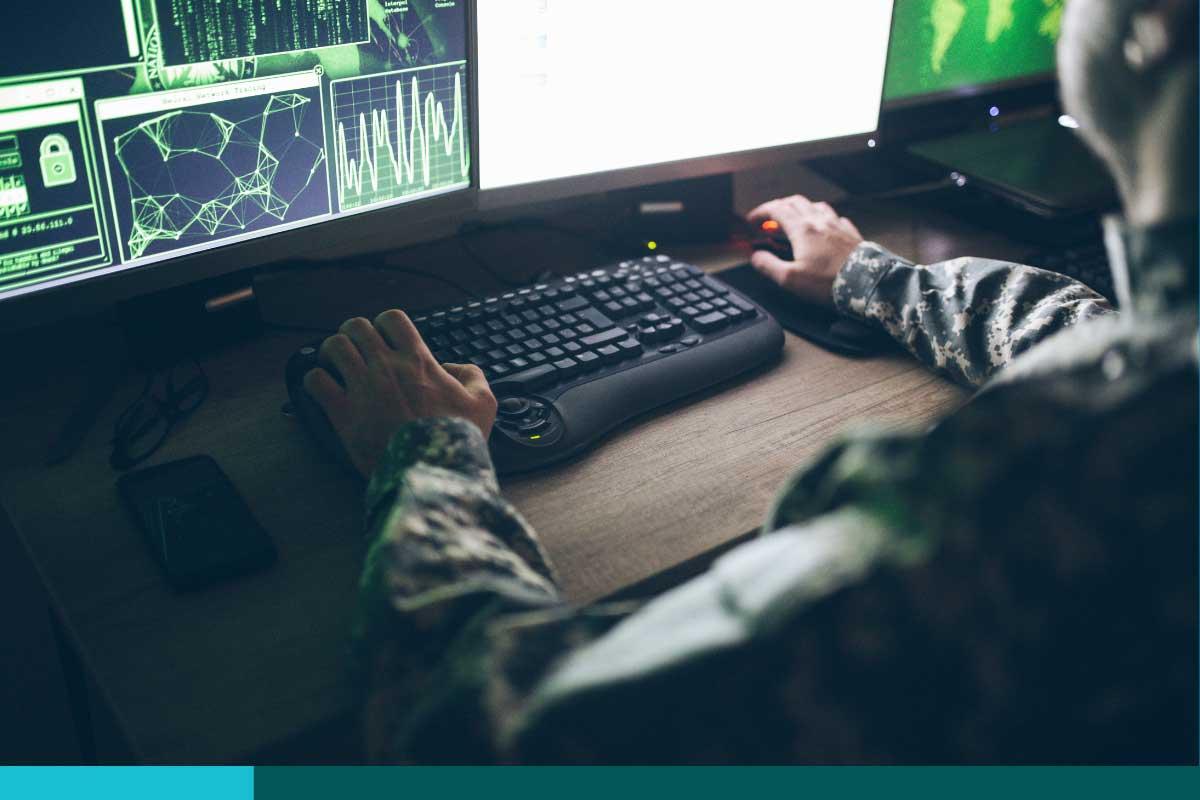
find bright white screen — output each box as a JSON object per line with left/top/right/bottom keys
{"left": 477, "top": 0, "right": 895, "bottom": 190}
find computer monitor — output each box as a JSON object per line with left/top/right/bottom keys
{"left": 883, "top": 0, "right": 1061, "bottom": 108}
{"left": 475, "top": 0, "right": 896, "bottom": 209}
{"left": 0, "top": 1, "right": 474, "bottom": 319}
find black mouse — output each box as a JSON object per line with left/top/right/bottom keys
{"left": 750, "top": 219, "right": 794, "bottom": 261}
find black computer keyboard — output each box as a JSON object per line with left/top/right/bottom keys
{"left": 286, "top": 255, "right": 784, "bottom": 475}
{"left": 1026, "top": 238, "right": 1116, "bottom": 303}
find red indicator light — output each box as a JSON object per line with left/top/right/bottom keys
{"left": 761, "top": 220, "right": 780, "bottom": 232}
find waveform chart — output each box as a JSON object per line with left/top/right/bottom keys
{"left": 330, "top": 61, "right": 470, "bottom": 213}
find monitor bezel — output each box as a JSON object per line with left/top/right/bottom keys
{"left": 476, "top": 130, "right": 884, "bottom": 211}
{"left": 0, "top": 0, "right": 483, "bottom": 329}
{"left": 882, "top": 70, "right": 1057, "bottom": 111}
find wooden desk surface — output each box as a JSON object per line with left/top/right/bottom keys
{"left": 0, "top": 198, "right": 1005, "bottom": 763}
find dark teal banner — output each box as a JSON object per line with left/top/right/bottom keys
{"left": 256, "top": 767, "right": 1200, "bottom": 800}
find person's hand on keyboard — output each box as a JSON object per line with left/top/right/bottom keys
{"left": 746, "top": 195, "right": 863, "bottom": 306}
{"left": 303, "top": 310, "right": 498, "bottom": 477}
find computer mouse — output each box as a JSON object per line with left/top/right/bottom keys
{"left": 286, "top": 346, "right": 358, "bottom": 471}
{"left": 750, "top": 219, "right": 794, "bottom": 262}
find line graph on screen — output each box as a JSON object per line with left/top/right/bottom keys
{"left": 330, "top": 62, "right": 470, "bottom": 212}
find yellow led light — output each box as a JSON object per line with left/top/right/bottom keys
{"left": 529, "top": 434, "right": 542, "bottom": 440}
{"left": 646, "top": 240, "right": 658, "bottom": 250}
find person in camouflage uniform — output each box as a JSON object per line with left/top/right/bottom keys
{"left": 303, "top": 0, "right": 1197, "bottom": 763}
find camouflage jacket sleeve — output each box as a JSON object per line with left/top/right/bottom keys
{"left": 355, "top": 417, "right": 563, "bottom": 763}
{"left": 832, "top": 242, "right": 1115, "bottom": 388}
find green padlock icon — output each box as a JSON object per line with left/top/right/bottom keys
{"left": 39, "top": 134, "right": 77, "bottom": 188}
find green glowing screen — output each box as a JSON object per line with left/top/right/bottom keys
{"left": 0, "top": 0, "right": 471, "bottom": 300}
{"left": 885, "top": 0, "right": 1063, "bottom": 103}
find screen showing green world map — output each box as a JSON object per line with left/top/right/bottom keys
{"left": 885, "top": 0, "right": 1063, "bottom": 103}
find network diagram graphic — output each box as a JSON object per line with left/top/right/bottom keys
{"left": 112, "top": 93, "right": 327, "bottom": 260}
{"left": 330, "top": 62, "right": 470, "bottom": 212}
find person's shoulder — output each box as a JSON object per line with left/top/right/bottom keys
{"left": 980, "top": 311, "right": 1197, "bottom": 409}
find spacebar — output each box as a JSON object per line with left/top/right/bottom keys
{"left": 491, "top": 363, "right": 558, "bottom": 393}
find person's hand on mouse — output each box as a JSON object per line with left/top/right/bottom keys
{"left": 303, "top": 310, "right": 498, "bottom": 478}
{"left": 746, "top": 195, "right": 864, "bottom": 307}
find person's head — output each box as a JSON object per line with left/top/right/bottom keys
{"left": 1059, "top": 0, "right": 1198, "bottom": 227}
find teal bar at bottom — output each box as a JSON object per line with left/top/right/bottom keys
{"left": 257, "top": 766, "right": 1200, "bottom": 800}
{"left": 0, "top": 767, "right": 253, "bottom": 800}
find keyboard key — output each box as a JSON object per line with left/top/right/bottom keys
{"left": 563, "top": 341, "right": 583, "bottom": 353}
{"left": 545, "top": 346, "right": 566, "bottom": 359}
{"left": 692, "top": 311, "right": 730, "bottom": 332}
{"left": 553, "top": 357, "right": 581, "bottom": 378}
{"left": 617, "top": 338, "right": 644, "bottom": 357}
{"left": 581, "top": 328, "right": 627, "bottom": 348}
{"left": 492, "top": 363, "right": 559, "bottom": 393}
{"left": 558, "top": 296, "right": 589, "bottom": 312}
{"left": 597, "top": 344, "right": 622, "bottom": 363}
{"left": 726, "top": 295, "right": 757, "bottom": 320}
{"left": 576, "top": 351, "right": 601, "bottom": 370}
{"left": 580, "top": 307, "right": 616, "bottom": 329}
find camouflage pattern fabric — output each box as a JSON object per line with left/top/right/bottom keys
{"left": 356, "top": 218, "right": 1198, "bottom": 764}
